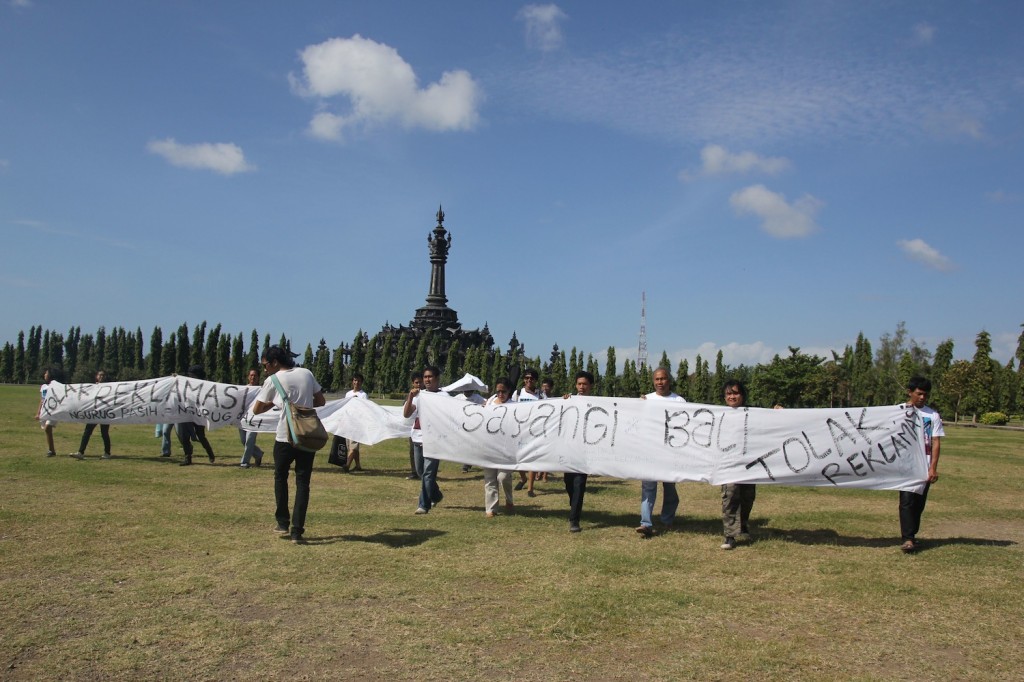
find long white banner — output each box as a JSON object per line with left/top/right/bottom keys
{"left": 40, "top": 378, "right": 412, "bottom": 445}
{"left": 419, "top": 393, "right": 928, "bottom": 491}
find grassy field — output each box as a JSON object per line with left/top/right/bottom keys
{"left": 1, "top": 384, "right": 1022, "bottom": 681}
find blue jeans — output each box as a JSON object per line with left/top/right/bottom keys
{"left": 418, "top": 456, "right": 443, "bottom": 511}
{"left": 161, "top": 424, "right": 173, "bottom": 455}
{"left": 412, "top": 441, "right": 425, "bottom": 477}
{"left": 239, "top": 428, "right": 263, "bottom": 465}
{"left": 640, "top": 481, "right": 679, "bottom": 528}
{"left": 274, "top": 441, "right": 315, "bottom": 536}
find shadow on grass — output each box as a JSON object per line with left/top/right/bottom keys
{"left": 303, "top": 527, "right": 446, "bottom": 548}
{"left": 754, "top": 525, "right": 1017, "bottom": 550}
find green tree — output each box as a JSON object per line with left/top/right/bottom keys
{"left": 175, "top": 324, "right": 190, "bottom": 374}
{"left": 162, "top": 335, "right": 177, "bottom": 376}
{"left": 692, "top": 354, "right": 709, "bottom": 404}
{"left": 217, "top": 332, "right": 231, "bottom": 383}
{"left": 231, "top": 333, "right": 245, "bottom": 383}
{"left": 191, "top": 321, "right": 207, "bottom": 369}
{"left": 205, "top": 324, "right": 221, "bottom": 379}
{"left": 64, "top": 326, "right": 80, "bottom": 379}
{"left": 675, "top": 358, "right": 690, "bottom": 400}
{"left": 941, "top": 360, "right": 972, "bottom": 422}
{"left": 851, "top": 332, "right": 875, "bottom": 405}
{"left": 313, "top": 339, "right": 332, "bottom": 391}
{"left": 332, "top": 342, "right": 347, "bottom": 393}
{"left": 964, "top": 330, "right": 995, "bottom": 416}
{"left": 751, "top": 347, "right": 827, "bottom": 408}
{"left": 15, "top": 331, "right": 26, "bottom": 383}
{"left": 1, "top": 343, "right": 13, "bottom": 383}
{"left": 441, "top": 339, "right": 461, "bottom": 386}
{"left": 247, "top": 330, "right": 260, "bottom": 371}
{"left": 603, "top": 347, "right": 618, "bottom": 396}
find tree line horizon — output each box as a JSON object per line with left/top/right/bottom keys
{"left": 4, "top": 321, "right": 1022, "bottom": 422}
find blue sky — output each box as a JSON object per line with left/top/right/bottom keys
{"left": 2, "top": 1, "right": 1022, "bottom": 371}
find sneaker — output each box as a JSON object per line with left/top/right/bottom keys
{"left": 900, "top": 540, "right": 917, "bottom": 553}
{"left": 415, "top": 507, "right": 428, "bottom": 515}
{"left": 527, "top": 490, "right": 536, "bottom": 498}
{"left": 406, "top": 474, "right": 420, "bottom": 480}
{"left": 69, "top": 452, "right": 84, "bottom": 460}
{"left": 291, "top": 534, "right": 306, "bottom": 545}
{"left": 239, "top": 463, "right": 251, "bottom": 469}
{"left": 274, "top": 525, "right": 290, "bottom": 534}
{"left": 569, "top": 524, "right": 582, "bottom": 533}
{"left": 101, "top": 453, "right": 112, "bottom": 460}
{"left": 514, "top": 481, "right": 526, "bottom": 491}
{"left": 635, "top": 525, "right": 655, "bottom": 538}
{"left": 179, "top": 459, "right": 192, "bottom": 466}
{"left": 253, "top": 458, "right": 262, "bottom": 467}
{"left": 721, "top": 537, "right": 736, "bottom": 550}
{"left": 461, "top": 465, "right": 471, "bottom": 473}
{"left": 46, "top": 451, "right": 56, "bottom": 457}
{"left": 208, "top": 455, "right": 215, "bottom": 463}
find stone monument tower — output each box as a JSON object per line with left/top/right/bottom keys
{"left": 411, "top": 206, "right": 461, "bottom": 332}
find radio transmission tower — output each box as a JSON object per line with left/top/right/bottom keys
{"left": 637, "top": 291, "right": 648, "bottom": 370}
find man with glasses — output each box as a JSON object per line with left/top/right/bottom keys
{"left": 512, "top": 368, "right": 543, "bottom": 495}
{"left": 404, "top": 366, "right": 444, "bottom": 514}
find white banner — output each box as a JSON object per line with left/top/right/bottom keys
{"left": 419, "top": 393, "right": 928, "bottom": 491}
{"left": 41, "top": 378, "right": 412, "bottom": 445}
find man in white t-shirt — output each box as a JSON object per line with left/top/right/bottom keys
{"left": 252, "top": 346, "right": 325, "bottom": 545}
{"left": 512, "top": 368, "right": 544, "bottom": 495}
{"left": 636, "top": 367, "right": 686, "bottom": 538}
{"left": 899, "top": 376, "right": 945, "bottom": 553}
{"left": 404, "top": 365, "right": 444, "bottom": 514}
{"left": 343, "top": 373, "right": 369, "bottom": 471}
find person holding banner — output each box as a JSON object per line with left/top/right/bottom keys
{"left": 36, "top": 367, "right": 61, "bottom": 457}
{"left": 405, "top": 365, "right": 444, "bottom": 515}
{"left": 636, "top": 367, "right": 686, "bottom": 538}
{"left": 721, "top": 380, "right": 756, "bottom": 550}
{"left": 898, "top": 376, "right": 944, "bottom": 553}
{"left": 177, "top": 365, "right": 217, "bottom": 466}
{"left": 406, "top": 372, "right": 423, "bottom": 480}
{"left": 69, "top": 369, "right": 112, "bottom": 460}
{"left": 482, "top": 378, "right": 516, "bottom": 517}
{"left": 252, "top": 346, "right": 325, "bottom": 545}
{"left": 238, "top": 368, "right": 264, "bottom": 468}
{"left": 563, "top": 370, "right": 595, "bottom": 533}
{"left": 512, "top": 368, "right": 544, "bottom": 496}
{"left": 342, "top": 373, "right": 369, "bottom": 471}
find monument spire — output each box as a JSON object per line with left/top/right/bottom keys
{"left": 412, "top": 205, "right": 461, "bottom": 332}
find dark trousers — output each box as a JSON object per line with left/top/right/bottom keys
{"left": 194, "top": 425, "right": 215, "bottom": 460}
{"left": 899, "top": 484, "right": 931, "bottom": 541}
{"left": 176, "top": 423, "right": 195, "bottom": 458}
{"left": 274, "top": 441, "right": 315, "bottom": 536}
{"left": 79, "top": 423, "right": 110, "bottom": 455}
{"left": 564, "top": 473, "right": 588, "bottom": 525}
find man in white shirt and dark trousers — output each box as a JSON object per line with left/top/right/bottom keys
{"left": 899, "top": 376, "right": 944, "bottom": 553}
{"left": 252, "top": 346, "right": 326, "bottom": 545}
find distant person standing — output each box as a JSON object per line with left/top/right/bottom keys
{"left": 720, "top": 380, "right": 755, "bottom": 550}
{"left": 405, "top": 365, "right": 443, "bottom": 515}
{"left": 636, "top": 367, "right": 686, "bottom": 538}
{"left": 252, "top": 346, "right": 326, "bottom": 545}
{"left": 70, "top": 369, "right": 112, "bottom": 460}
{"left": 238, "top": 368, "right": 264, "bottom": 468}
{"left": 344, "top": 373, "right": 369, "bottom": 471}
{"left": 563, "top": 371, "right": 595, "bottom": 533}
{"left": 36, "top": 367, "right": 62, "bottom": 457}
{"left": 898, "top": 376, "right": 944, "bottom": 553}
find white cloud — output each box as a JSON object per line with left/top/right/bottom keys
{"left": 517, "top": 4, "right": 568, "bottom": 52}
{"left": 9, "top": 0, "right": 33, "bottom": 8}
{"left": 923, "top": 110, "right": 985, "bottom": 140}
{"left": 0, "top": 159, "right": 9, "bottom": 171}
{"left": 681, "top": 144, "right": 790, "bottom": 181}
{"left": 912, "top": 22, "right": 936, "bottom": 45}
{"left": 292, "top": 35, "right": 482, "bottom": 141}
{"left": 729, "top": 184, "right": 822, "bottom": 238}
{"left": 146, "top": 138, "right": 254, "bottom": 175}
{"left": 897, "top": 238, "right": 955, "bottom": 271}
